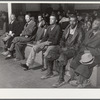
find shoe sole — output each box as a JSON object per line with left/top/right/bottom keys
{"left": 24, "top": 68, "right": 30, "bottom": 71}
{"left": 69, "top": 80, "right": 78, "bottom": 86}
{"left": 21, "top": 65, "right": 29, "bottom": 71}
{"left": 13, "top": 59, "right": 20, "bottom": 61}
{"left": 5, "top": 57, "right": 13, "bottom": 60}
{"left": 52, "top": 81, "right": 66, "bottom": 88}
{"left": 41, "top": 74, "right": 58, "bottom": 80}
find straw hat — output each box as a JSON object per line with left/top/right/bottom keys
{"left": 80, "top": 53, "right": 95, "bottom": 65}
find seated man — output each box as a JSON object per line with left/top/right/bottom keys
{"left": 20, "top": 13, "right": 62, "bottom": 71}
{"left": 34, "top": 14, "right": 46, "bottom": 44}
{"left": 41, "top": 14, "right": 84, "bottom": 88}
{"left": 5, "top": 14, "right": 37, "bottom": 60}
{"left": 69, "top": 18, "right": 100, "bottom": 88}
{"left": 0, "top": 12, "right": 7, "bottom": 36}
{"left": 59, "top": 13, "right": 69, "bottom": 30}
{"left": 15, "top": 14, "right": 47, "bottom": 61}
{"left": 1, "top": 14, "right": 19, "bottom": 55}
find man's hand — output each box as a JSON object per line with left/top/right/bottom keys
{"left": 25, "top": 35, "right": 28, "bottom": 38}
{"left": 20, "top": 34, "right": 22, "bottom": 36}
{"left": 44, "top": 41, "right": 51, "bottom": 45}
{"left": 11, "top": 33, "right": 15, "bottom": 37}
{"left": 36, "top": 41, "right": 41, "bottom": 45}
{"left": 84, "top": 50, "right": 90, "bottom": 53}
{"left": 61, "top": 47, "right": 68, "bottom": 51}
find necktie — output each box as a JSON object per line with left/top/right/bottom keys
{"left": 26, "top": 23, "right": 28, "bottom": 27}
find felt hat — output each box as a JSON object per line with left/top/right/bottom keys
{"left": 80, "top": 53, "right": 94, "bottom": 65}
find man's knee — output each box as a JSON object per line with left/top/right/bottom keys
{"left": 12, "top": 37, "right": 20, "bottom": 43}
{"left": 57, "top": 53, "right": 67, "bottom": 62}
{"left": 32, "top": 44, "right": 41, "bottom": 52}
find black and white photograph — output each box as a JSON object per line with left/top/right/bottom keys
{"left": 0, "top": 0, "right": 100, "bottom": 99}
{"left": 0, "top": 0, "right": 100, "bottom": 90}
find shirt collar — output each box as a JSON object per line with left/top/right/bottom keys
{"left": 70, "top": 25, "right": 77, "bottom": 30}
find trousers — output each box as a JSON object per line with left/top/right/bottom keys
{"left": 46, "top": 47, "right": 76, "bottom": 81}
{"left": 26, "top": 42, "right": 57, "bottom": 66}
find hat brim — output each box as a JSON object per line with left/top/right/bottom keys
{"left": 80, "top": 57, "right": 95, "bottom": 65}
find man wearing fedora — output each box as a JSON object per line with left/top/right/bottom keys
{"left": 69, "top": 18, "right": 100, "bottom": 87}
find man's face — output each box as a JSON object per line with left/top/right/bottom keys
{"left": 85, "top": 16, "right": 89, "bottom": 22}
{"left": 59, "top": 15, "right": 62, "bottom": 20}
{"left": 92, "top": 20, "right": 100, "bottom": 30}
{"left": 25, "top": 15, "right": 30, "bottom": 22}
{"left": 38, "top": 16, "right": 43, "bottom": 22}
{"left": 50, "top": 16, "right": 57, "bottom": 25}
{"left": 10, "top": 14, "right": 15, "bottom": 21}
{"left": 70, "top": 17, "right": 77, "bottom": 29}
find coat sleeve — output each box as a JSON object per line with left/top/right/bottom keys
{"left": 13, "top": 21, "right": 22, "bottom": 36}
{"left": 21, "top": 21, "right": 36, "bottom": 36}
{"left": 59, "top": 25, "right": 70, "bottom": 47}
{"left": 90, "top": 48, "right": 100, "bottom": 56}
{"left": 48, "top": 25, "right": 62, "bottom": 45}
{"left": 74, "top": 28, "right": 84, "bottom": 51}
{"left": 59, "top": 29, "right": 67, "bottom": 47}
{"left": 87, "top": 42, "right": 100, "bottom": 56}
{"left": 11, "top": 21, "right": 19, "bottom": 36}
{"left": 41, "top": 27, "right": 49, "bottom": 42}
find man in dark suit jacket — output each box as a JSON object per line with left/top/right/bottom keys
{"left": 41, "top": 14, "right": 84, "bottom": 88}
{"left": 5, "top": 14, "right": 37, "bottom": 60}
{"left": 2, "top": 14, "right": 19, "bottom": 55}
{"left": 21, "top": 13, "right": 62, "bottom": 70}
{"left": 69, "top": 18, "right": 100, "bottom": 88}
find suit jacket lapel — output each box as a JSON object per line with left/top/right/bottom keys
{"left": 64, "top": 25, "right": 79, "bottom": 43}
{"left": 64, "top": 25, "right": 70, "bottom": 40}
{"left": 24, "top": 20, "right": 33, "bottom": 30}
{"left": 86, "top": 30, "right": 100, "bottom": 44}
{"left": 83, "top": 29, "right": 93, "bottom": 44}
{"left": 70, "top": 28, "right": 78, "bottom": 43}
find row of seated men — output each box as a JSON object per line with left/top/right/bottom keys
{"left": 1, "top": 12, "right": 100, "bottom": 88}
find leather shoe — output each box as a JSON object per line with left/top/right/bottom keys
{"left": 21, "top": 63, "right": 29, "bottom": 70}
{"left": 5, "top": 54, "right": 13, "bottom": 60}
{"left": 41, "top": 67, "right": 47, "bottom": 71}
{"left": 13, "top": 58, "right": 20, "bottom": 61}
{"left": 52, "top": 80, "right": 66, "bottom": 88}
{"left": 41, "top": 74, "right": 54, "bottom": 79}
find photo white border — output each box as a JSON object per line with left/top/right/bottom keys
{"left": 0, "top": 1, "right": 100, "bottom": 99}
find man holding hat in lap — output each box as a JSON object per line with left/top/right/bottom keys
{"left": 69, "top": 18, "right": 100, "bottom": 87}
